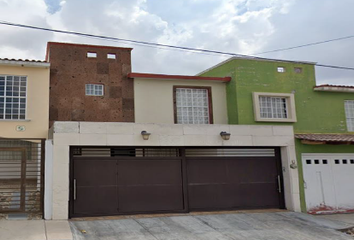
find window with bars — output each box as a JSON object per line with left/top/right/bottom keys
{"left": 0, "top": 75, "right": 27, "bottom": 120}
{"left": 174, "top": 87, "right": 211, "bottom": 124}
{"left": 253, "top": 92, "right": 296, "bottom": 122}
{"left": 259, "top": 96, "right": 288, "bottom": 119}
{"left": 85, "top": 84, "right": 104, "bottom": 96}
{"left": 345, "top": 100, "right": 354, "bottom": 131}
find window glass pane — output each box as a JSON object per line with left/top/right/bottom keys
{"left": 175, "top": 88, "right": 209, "bottom": 124}
{"left": 85, "top": 84, "right": 104, "bottom": 96}
{"left": 0, "top": 75, "right": 27, "bottom": 120}
{"left": 259, "top": 96, "right": 288, "bottom": 119}
{"left": 345, "top": 100, "right": 354, "bottom": 131}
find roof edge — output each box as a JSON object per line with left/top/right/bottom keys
{"left": 128, "top": 72, "right": 231, "bottom": 82}
{"left": 197, "top": 56, "right": 317, "bottom": 76}
{"left": 0, "top": 59, "right": 50, "bottom": 68}
{"left": 47, "top": 42, "right": 133, "bottom": 51}
{"left": 314, "top": 84, "right": 354, "bottom": 93}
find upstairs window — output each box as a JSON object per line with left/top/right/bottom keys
{"left": 277, "top": 67, "right": 285, "bottom": 73}
{"left": 253, "top": 92, "right": 297, "bottom": 122}
{"left": 0, "top": 75, "right": 27, "bottom": 120}
{"left": 87, "top": 52, "right": 97, "bottom": 58}
{"left": 345, "top": 100, "right": 354, "bottom": 131}
{"left": 85, "top": 84, "right": 104, "bottom": 96}
{"left": 294, "top": 67, "right": 302, "bottom": 73}
{"left": 259, "top": 96, "right": 288, "bottom": 119}
{"left": 174, "top": 87, "right": 212, "bottom": 124}
{"left": 107, "top": 53, "right": 116, "bottom": 59}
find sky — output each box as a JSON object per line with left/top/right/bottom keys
{"left": 0, "top": 0, "right": 353, "bottom": 85}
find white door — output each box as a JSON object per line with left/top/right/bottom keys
{"left": 302, "top": 154, "right": 354, "bottom": 214}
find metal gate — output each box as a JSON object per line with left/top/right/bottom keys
{"left": 186, "top": 148, "right": 284, "bottom": 211}
{"left": 0, "top": 139, "right": 44, "bottom": 219}
{"left": 70, "top": 147, "right": 284, "bottom": 218}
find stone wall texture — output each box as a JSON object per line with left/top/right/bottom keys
{"left": 47, "top": 42, "right": 134, "bottom": 124}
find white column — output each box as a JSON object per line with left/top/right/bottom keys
{"left": 44, "top": 139, "right": 53, "bottom": 220}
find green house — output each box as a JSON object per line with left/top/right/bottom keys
{"left": 200, "top": 56, "right": 354, "bottom": 214}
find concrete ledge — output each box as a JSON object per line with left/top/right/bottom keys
{"left": 52, "top": 122, "right": 295, "bottom": 147}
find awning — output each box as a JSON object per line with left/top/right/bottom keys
{"left": 295, "top": 134, "right": 354, "bottom": 144}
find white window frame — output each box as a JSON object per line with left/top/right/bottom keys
{"left": 252, "top": 92, "right": 297, "bottom": 122}
{"left": 0, "top": 75, "right": 27, "bottom": 120}
{"left": 344, "top": 100, "right": 354, "bottom": 132}
{"left": 85, "top": 84, "right": 104, "bottom": 96}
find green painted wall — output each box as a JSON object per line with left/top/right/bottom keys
{"left": 202, "top": 58, "right": 354, "bottom": 133}
{"left": 201, "top": 58, "right": 354, "bottom": 212}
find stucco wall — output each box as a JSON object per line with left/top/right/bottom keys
{"left": 0, "top": 64, "right": 49, "bottom": 139}
{"left": 49, "top": 121, "right": 299, "bottom": 219}
{"left": 134, "top": 79, "right": 228, "bottom": 124}
{"left": 200, "top": 58, "right": 354, "bottom": 133}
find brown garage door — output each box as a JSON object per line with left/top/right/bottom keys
{"left": 186, "top": 148, "right": 284, "bottom": 211}
{"left": 70, "top": 148, "right": 184, "bottom": 218}
{"left": 70, "top": 147, "right": 284, "bottom": 218}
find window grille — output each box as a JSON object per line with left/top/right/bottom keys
{"left": 0, "top": 75, "right": 27, "bottom": 120}
{"left": 85, "top": 84, "right": 104, "bottom": 96}
{"left": 259, "top": 96, "right": 288, "bottom": 119}
{"left": 176, "top": 88, "right": 210, "bottom": 124}
{"left": 345, "top": 100, "right": 354, "bottom": 131}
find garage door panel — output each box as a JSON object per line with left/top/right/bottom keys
{"left": 118, "top": 185, "right": 184, "bottom": 212}
{"left": 187, "top": 155, "right": 282, "bottom": 211}
{"left": 331, "top": 157, "right": 354, "bottom": 209}
{"left": 118, "top": 160, "right": 182, "bottom": 185}
{"left": 227, "top": 158, "right": 278, "bottom": 183}
{"left": 74, "top": 186, "right": 118, "bottom": 215}
{"left": 117, "top": 159, "right": 184, "bottom": 213}
{"left": 187, "top": 159, "right": 228, "bottom": 183}
{"left": 188, "top": 184, "right": 236, "bottom": 209}
{"left": 238, "top": 183, "right": 280, "bottom": 208}
{"left": 74, "top": 160, "right": 117, "bottom": 186}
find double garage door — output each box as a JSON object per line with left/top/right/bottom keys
{"left": 70, "top": 147, "right": 285, "bottom": 218}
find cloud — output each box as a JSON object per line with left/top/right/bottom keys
{"left": 0, "top": 0, "right": 352, "bottom": 85}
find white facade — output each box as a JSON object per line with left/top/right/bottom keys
{"left": 47, "top": 121, "right": 299, "bottom": 220}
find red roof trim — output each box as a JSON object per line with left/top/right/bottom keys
{"left": 314, "top": 84, "right": 354, "bottom": 89}
{"left": 295, "top": 133, "right": 354, "bottom": 142}
{"left": 127, "top": 73, "right": 231, "bottom": 82}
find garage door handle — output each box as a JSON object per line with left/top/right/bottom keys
{"left": 277, "top": 175, "right": 282, "bottom": 193}
{"left": 73, "top": 179, "right": 77, "bottom": 200}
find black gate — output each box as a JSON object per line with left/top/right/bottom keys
{"left": 0, "top": 139, "right": 45, "bottom": 218}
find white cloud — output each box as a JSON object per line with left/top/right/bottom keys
{"left": 0, "top": 0, "right": 352, "bottom": 85}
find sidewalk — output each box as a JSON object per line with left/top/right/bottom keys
{"left": 315, "top": 213, "right": 354, "bottom": 226}
{"left": 0, "top": 220, "right": 72, "bottom": 240}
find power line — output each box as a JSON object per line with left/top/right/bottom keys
{"left": 315, "top": 64, "right": 354, "bottom": 71}
{"left": 0, "top": 20, "right": 354, "bottom": 71}
{"left": 255, "top": 35, "right": 354, "bottom": 55}
{"left": 0, "top": 21, "right": 248, "bottom": 58}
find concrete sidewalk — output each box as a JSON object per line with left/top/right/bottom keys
{"left": 70, "top": 212, "right": 354, "bottom": 240}
{"left": 0, "top": 220, "right": 73, "bottom": 240}
{"left": 315, "top": 213, "right": 354, "bottom": 226}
